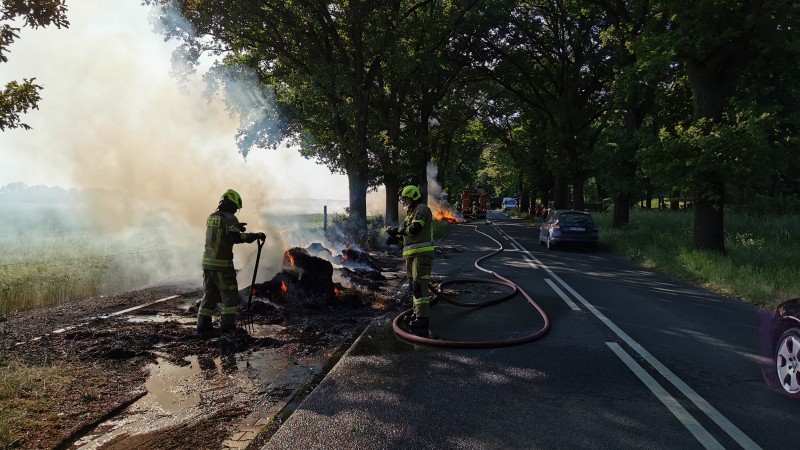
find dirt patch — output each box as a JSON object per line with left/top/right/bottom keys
{"left": 0, "top": 253, "right": 408, "bottom": 450}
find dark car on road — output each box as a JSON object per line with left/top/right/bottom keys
{"left": 760, "top": 298, "right": 800, "bottom": 399}
{"left": 539, "top": 209, "right": 599, "bottom": 251}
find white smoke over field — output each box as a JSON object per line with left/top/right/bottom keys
{"left": 0, "top": 1, "right": 348, "bottom": 302}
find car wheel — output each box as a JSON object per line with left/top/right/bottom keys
{"left": 775, "top": 328, "right": 800, "bottom": 398}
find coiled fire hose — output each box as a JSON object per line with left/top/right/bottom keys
{"left": 392, "top": 224, "right": 550, "bottom": 348}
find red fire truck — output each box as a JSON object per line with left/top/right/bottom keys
{"left": 461, "top": 190, "right": 487, "bottom": 218}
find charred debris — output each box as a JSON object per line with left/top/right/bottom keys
{"left": 252, "top": 244, "right": 389, "bottom": 308}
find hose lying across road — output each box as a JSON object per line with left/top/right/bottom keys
{"left": 392, "top": 223, "right": 550, "bottom": 348}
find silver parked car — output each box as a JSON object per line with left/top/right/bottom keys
{"left": 539, "top": 209, "right": 599, "bottom": 251}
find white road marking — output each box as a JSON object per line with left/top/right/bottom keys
{"left": 102, "top": 295, "right": 180, "bottom": 317}
{"left": 607, "top": 342, "right": 725, "bottom": 450}
{"left": 491, "top": 223, "right": 762, "bottom": 450}
{"left": 16, "top": 294, "right": 182, "bottom": 346}
{"left": 544, "top": 279, "right": 580, "bottom": 311}
{"left": 521, "top": 254, "right": 539, "bottom": 270}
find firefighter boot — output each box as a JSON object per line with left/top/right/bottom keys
{"left": 408, "top": 316, "right": 429, "bottom": 331}
{"left": 220, "top": 314, "right": 236, "bottom": 332}
{"left": 197, "top": 315, "right": 213, "bottom": 337}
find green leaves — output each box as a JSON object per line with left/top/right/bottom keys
{"left": 0, "top": 0, "right": 69, "bottom": 131}
{"left": 0, "top": 79, "right": 41, "bottom": 131}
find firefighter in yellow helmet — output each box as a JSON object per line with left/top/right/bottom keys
{"left": 386, "top": 185, "right": 434, "bottom": 332}
{"left": 198, "top": 189, "right": 266, "bottom": 335}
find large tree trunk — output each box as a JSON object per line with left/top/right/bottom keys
{"left": 571, "top": 176, "right": 585, "bottom": 210}
{"left": 519, "top": 178, "right": 529, "bottom": 214}
{"left": 686, "top": 59, "right": 730, "bottom": 252}
{"left": 553, "top": 175, "right": 567, "bottom": 209}
{"left": 693, "top": 180, "right": 726, "bottom": 252}
{"left": 347, "top": 168, "right": 369, "bottom": 234}
{"left": 612, "top": 192, "right": 630, "bottom": 227}
{"left": 384, "top": 174, "right": 400, "bottom": 225}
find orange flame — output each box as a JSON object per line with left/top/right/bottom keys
{"left": 281, "top": 281, "right": 288, "bottom": 294}
{"left": 284, "top": 251, "right": 295, "bottom": 267}
{"left": 434, "top": 208, "right": 459, "bottom": 224}
{"left": 334, "top": 287, "right": 344, "bottom": 295}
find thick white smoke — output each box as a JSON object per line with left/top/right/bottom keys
{"left": 0, "top": 1, "right": 348, "bottom": 294}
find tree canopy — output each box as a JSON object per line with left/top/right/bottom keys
{"left": 0, "top": 0, "right": 69, "bottom": 131}
{"left": 147, "top": 0, "right": 800, "bottom": 248}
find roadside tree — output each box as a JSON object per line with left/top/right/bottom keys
{"left": 0, "top": 0, "right": 69, "bottom": 131}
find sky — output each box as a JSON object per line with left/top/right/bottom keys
{"left": 0, "top": 0, "right": 352, "bottom": 221}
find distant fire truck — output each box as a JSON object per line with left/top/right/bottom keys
{"left": 461, "top": 190, "right": 487, "bottom": 218}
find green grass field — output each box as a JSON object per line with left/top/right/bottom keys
{"left": 0, "top": 228, "right": 197, "bottom": 316}
{"left": 592, "top": 210, "right": 799, "bottom": 307}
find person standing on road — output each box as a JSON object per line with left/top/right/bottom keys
{"left": 198, "top": 189, "right": 266, "bottom": 335}
{"left": 386, "top": 185, "right": 435, "bottom": 332}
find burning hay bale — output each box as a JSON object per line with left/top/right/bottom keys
{"left": 256, "top": 247, "right": 336, "bottom": 304}
{"left": 253, "top": 247, "right": 366, "bottom": 307}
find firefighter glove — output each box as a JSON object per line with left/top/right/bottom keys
{"left": 255, "top": 232, "right": 267, "bottom": 241}
{"left": 385, "top": 227, "right": 399, "bottom": 236}
{"left": 236, "top": 222, "right": 247, "bottom": 232}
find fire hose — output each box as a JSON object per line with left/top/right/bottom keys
{"left": 392, "top": 224, "right": 550, "bottom": 348}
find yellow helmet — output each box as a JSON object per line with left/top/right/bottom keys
{"left": 221, "top": 189, "right": 243, "bottom": 209}
{"left": 400, "top": 185, "right": 422, "bottom": 201}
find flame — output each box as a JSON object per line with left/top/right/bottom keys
{"left": 334, "top": 287, "right": 344, "bottom": 295}
{"left": 284, "top": 251, "right": 295, "bottom": 267}
{"left": 281, "top": 281, "right": 288, "bottom": 294}
{"left": 434, "top": 208, "right": 459, "bottom": 224}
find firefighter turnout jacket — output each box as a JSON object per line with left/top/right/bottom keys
{"left": 202, "top": 210, "right": 256, "bottom": 270}
{"left": 401, "top": 203, "right": 435, "bottom": 258}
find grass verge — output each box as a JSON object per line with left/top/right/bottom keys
{"left": 0, "top": 360, "right": 73, "bottom": 449}
{"left": 594, "top": 210, "right": 800, "bottom": 307}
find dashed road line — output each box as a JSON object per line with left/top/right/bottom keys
{"left": 491, "top": 223, "right": 761, "bottom": 450}
{"left": 544, "top": 278, "right": 580, "bottom": 310}
{"left": 521, "top": 254, "right": 539, "bottom": 270}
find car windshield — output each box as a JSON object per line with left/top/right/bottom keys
{"left": 559, "top": 213, "right": 594, "bottom": 226}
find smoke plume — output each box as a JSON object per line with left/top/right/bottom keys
{"left": 0, "top": 1, "right": 347, "bottom": 293}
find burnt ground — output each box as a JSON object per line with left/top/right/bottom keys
{"left": 0, "top": 251, "right": 409, "bottom": 450}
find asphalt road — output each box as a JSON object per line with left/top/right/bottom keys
{"left": 263, "top": 211, "right": 796, "bottom": 450}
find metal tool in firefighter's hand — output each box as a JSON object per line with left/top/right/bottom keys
{"left": 241, "top": 235, "right": 265, "bottom": 332}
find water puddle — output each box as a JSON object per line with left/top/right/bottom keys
{"left": 71, "top": 344, "right": 334, "bottom": 449}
